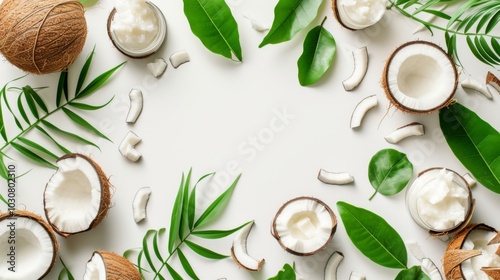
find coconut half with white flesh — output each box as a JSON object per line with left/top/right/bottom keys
{"left": 0, "top": 210, "right": 58, "bottom": 279}
{"left": 44, "top": 153, "right": 111, "bottom": 237}
{"left": 382, "top": 41, "right": 458, "bottom": 114}
{"left": 332, "top": 0, "right": 387, "bottom": 30}
{"left": 83, "top": 250, "right": 141, "bottom": 280}
{"left": 271, "top": 197, "right": 337, "bottom": 256}
{"left": 443, "top": 223, "right": 500, "bottom": 280}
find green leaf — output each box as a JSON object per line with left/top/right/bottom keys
{"left": 41, "top": 120, "right": 101, "bottom": 151}
{"left": 188, "top": 172, "right": 215, "bottom": 229}
{"left": 178, "top": 249, "right": 200, "bottom": 280}
{"left": 11, "top": 142, "right": 57, "bottom": 169}
{"left": 476, "top": 36, "right": 500, "bottom": 64}
{"left": 183, "top": 0, "right": 242, "bottom": 61}
{"left": 439, "top": 102, "right": 500, "bottom": 193}
{"left": 194, "top": 173, "right": 241, "bottom": 229}
{"left": 69, "top": 97, "right": 114, "bottom": 111}
{"left": 35, "top": 125, "right": 72, "bottom": 155}
{"left": 466, "top": 35, "right": 493, "bottom": 66}
{"left": 168, "top": 172, "right": 185, "bottom": 254}
{"left": 165, "top": 263, "right": 182, "bottom": 280}
{"left": 57, "top": 70, "right": 69, "bottom": 107}
{"left": 0, "top": 155, "right": 9, "bottom": 181}
{"left": 268, "top": 263, "right": 296, "bottom": 280}
{"left": 192, "top": 220, "right": 253, "bottom": 239}
{"left": 448, "top": 0, "right": 477, "bottom": 28}
{"left": 17, "top": 137, "right": 59, "bottom": 161}
{"left": 62, "top": 107, "right": 111, "bottom": 142}
{"left": 2, "top": 85, "right": 23, "bottom": 130}
{"left": 180, "top": 168, "right": 192, "bottom": 239}
{"left": 77, "top": 46, "right": 95, "bottom": 95}
{"left": 259, "top": 0, "right": 323, "bottom": 48}
{"left": 153, "top": 228, "right": 166, "bottom": 263}
{"left": 184, "top": 240, "right": 229, "bottom": 259}
{"left": 58, "top": 258, "right": 75, "bottom": 280}
{"left": 336, "top": 201, "right": 407, "bottom": 269}
{"left": 142, "top": 229, "right": 158, "bottom": 273}
{"left": 368, "top": 148, "right": 413, "bottom": 200}
{"left": 22, "top": 87, "right": 39, "bottom": 119}
{"left": 23, "top": 85, "right": 48, "bottom": 113}
{"left": 76, "top": 62, "right": 126, "bottom": 99}
{"left": 17, "top": 94, "right": 30, "bottom": 125}
{"left": 486, "top": 9, "right": 500, "bottom": 33}
{"left": 395, "top": 266, "right": 430, "bottom": 280}
{"left": 297, "top": 17, "right": 336, "bottom": 86}
{"left": 422, "top": 9, "right": 451, "bottom": 20}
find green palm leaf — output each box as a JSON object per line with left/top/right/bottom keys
{"left": 10, "top": 142, "right": 57, "bottom": 169}
{"left": 184, "top": 240, "right": 228, "bottom": 259}
{"left": 68, "top": 97, "right": 114, "bottom": 111}
{"left": 41, "top": 120, "right": 100, "bottom": 151}
{"left": 178, "top": 249, "right": 199, "bottom": 280}
{"left": 165, "top": 263, "right": 182, "bottom": 280}
{"left": 56, "top": 70, "right": 69, "bottom": 107}
{"left": 23, "top": 85, "right": 48, "bottom": 113}
{"left": 76, "top": 62, "right": 126, "bottom": 99}
{"left": 142, "top": 229, "right": 159, "bottom": 273}
{"left": 76, "top": 46, "right": 95, "bottom": 95}
{"left": 17, "top": 137, "right": 59, "bottom": 161}
{"left": 35, "top": 125, "right": 72, "bottom": 154}
{"left": 192, "top": 220, "right": 252, "bottom": 239}
{"left": 188, "top": 172, "right": 214, "bottom": 229}
{"left": 62, "top": 108, "right": 111, "bottom": 142}
{"left": 168, "top": 173, "right": 185, "bottom": 254}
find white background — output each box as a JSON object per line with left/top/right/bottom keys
{"left": 0, "top": 0, "right": 499, "bottom": 279}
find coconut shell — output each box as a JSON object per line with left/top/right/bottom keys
{"left": 0, "top": 0, "right": 87, "bottom": 74}
{"left": 90, "top": 250, "right": 142, "bottom": 280}
{"left": 331, "top": 0, "right": 356, "bottom": 30}
{"left": 271, "top": 196, "right": 337, "bottom": 256}
{"left": 481, "top": 267, "right": 500, "bottom": 279}
{"left": 230, "top": 246, "right": 265, "bottom": 272}
{"left": 44, "top": 153, "right": 112, "bottom": 237}
{"left": 0, "top": 210, "right": 59, "bottom": 279}
{"left": 381, "top": 40, "right": 458, "bottom": 114}
{"left": 486, "top": 71, "right": 500, "bottom": 91}
{"left": 443, "top": 223, "right": 500, "bottom": 279}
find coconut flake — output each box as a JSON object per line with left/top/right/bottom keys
{"left": 318, "top": 169, "right": 354, "bottom": 185}
{"left": 486, "top": 71, "right": 500, "bottom": 93}
{"left": 462, "top": 173, "right": 476, "bottom": 188}
{"left": 147, "top": 58, "right": 167, "bottom": 78}
{"left": 243, "top": 15, "right": 269, "bottom": 32}
{"left": 119, "top": 131, "right": 142, "bottom": 162}
{"left": 126, "top": 89, "right": 143, "bottom": 123}
{"left": 461, "top": 77, "right": 493, "bottom": 100}
{"left": 343, "top": 46, "right": 368, "bottom": 91}
{"left": 230, "top": 221, "right": 264, "bottom": 271}
{"left": 324, "top": 251, "right": 344, "bottom": 280}
{"left": 385, "top": 122, "right": 425, "bottom": 144}
{"left": 132, "top": 187, "right": 151, "bottom": 223}
{"left": 349, "top": 272, "right": 366, "bottom": 280}
{"left": 350, "top": 94, "right": 377, "bottom": 128}
{"left": 169, "top": 50, "right": 190, "bottom": 68}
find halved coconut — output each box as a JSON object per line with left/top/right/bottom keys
{"left": 382, "top": 41, "right": 458, "bottom": 114}
{"left": 271, "top": 197, "right": 337, "bottom": 256}
{"left": 83, "top": 250, "right": 141, "bottom": 280}
{"left": 43, "top": 153, "right": 111, "bottom": 237}
{"left": 443, "top": 223, "right": 500, "bottom": 280}
{"left": 332, "top": 0, "right": 387, "bottom": 30}
{"left": 0, "top": 210, "right": 58, "bottom": 279}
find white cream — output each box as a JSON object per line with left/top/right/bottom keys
{"left": 338, "top": 0, "right": 387, "bottom": 29}
{"left": 111, "top": 0, "right": 159, "bottom": 50}
{"left": 406, "top": 168, "right": 470, "bottom": 231}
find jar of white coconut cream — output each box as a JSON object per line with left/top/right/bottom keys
{"left": 406, "top": 168, "right": 473, "bottom": 233}
{"left": 107, "top": 0, "right": 167, "bottom": 58}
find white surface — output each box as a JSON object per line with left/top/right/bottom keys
{"left": 0, "top": 0, "right": 498, "bottom": 279}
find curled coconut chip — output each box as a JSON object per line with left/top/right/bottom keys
{"left": 332, "top": 0, "right": 386, "bottom": 30}
{"left": 44, "top": 153, "right": 111, "bottom": 237}
{"left": 461, "top": 77, "right": 493, "bottom": 100}
{"left": 382, "top": 41, "right": 458, "bottom": 114}
{"left": 462, "top": 173, "right": 476, "bottom": 188}
{"left": 349, "top": 272, "right": 366, "bottom": 280}
{"left": 119, "top": 131, "right": 142, "bottom": 162}
{"left": 343, "top": 46, "right": 368, "bottom": 91}
{"left": 147, "top": 58, "right": 168, "bottom": 78}
{"left": 126, "top": 89, "right": 143, "bottom": 124}
{"left": 0, "top": 210, "right": 58, "bottom": 279}
{"left": 384, "top": 122, "right": 425, "bottom": 144}
{"left": 324, "top": 251, "right": 344, "bottom": 280}
{"left": 169, "top": 50, "right": 190, "bottom": 69}
{"left": 318, "top": 169, "right": 354, "bottom": 185}
{"left": 271, "top": 197, "right": 337, "bottom": 256}
{"left": 230, "top": 221, "right": 265, "bottom": 271}
{"left": 486, "top": 71, "right": 500, "bottom": 93}
{"left": 83, "top": 250, "right": 141, "bottom": 280}
{"left": 350, "top": 94, "right": 378, "bottom": 128}
{"left": 243, "top": 15, "right": 269, "bottom": 32}
{"left": 406, "top": 240, "right": 443, "bottom": 280}
{"left": 443, "top": 223, "right": 500, "bottom": 280}
{"left": 132, "top": 187, "right": 151, "bottom": 223}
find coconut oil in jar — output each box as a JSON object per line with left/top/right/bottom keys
{"left": 406, "top": 168, "right": 472, "bottom": 232}
{"left": 108, "top": 0, "right": 166, "bottom": 58}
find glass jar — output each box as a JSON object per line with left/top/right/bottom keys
{"left": 406, "top": 167, "right": 472, "bottom": 233}
{"left": 107, "top": 2, "right": 167, "bottom": 58}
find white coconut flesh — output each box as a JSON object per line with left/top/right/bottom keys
{"left": 460, "top": 230, "right": 500, "bottom": 280}
{"left": 231, "top": 221, "right": 264, "bottom": 271}
{"left": 385, "top": 42, "right": 457, "bottom": 112}
{"left": 274, "top": 198, "right": 334, "bottom": 255}
{"left": 336, "top": 0, "right": 387, "bottom": 29}
{"left": 44, "top": 156, "right": 102, "bottom": 233}
{"left": 0, "top": 217, "right": 55, "bottom": 279}
{"left": 83, "top": 252, "right": 106, "bottom": 280}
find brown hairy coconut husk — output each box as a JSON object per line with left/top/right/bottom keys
{"left": 43, "top": 153, "right": 111, "bottom": 237}
{"left": 84, "top": 250, "right": 142, "bottom": 280}
{"left": 0, "top": 210, "right": 59, "bottom": 279}
{"left": 443, "top": 223, "right": 500, "bottom": 279}
{"left": 0, "top": 0, "right": 87, "bottom": 74}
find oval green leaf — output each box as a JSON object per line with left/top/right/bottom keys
{"left": 336, "top": 201, "right": 407, "bottom": 269}
{"left": 183, "top": 0, "right": 242, "bottom": 61}
{"left": 268, "top": 263, "right": 296, "bottom": 280}
{"left": 395, "top": 266, "right": 430, "bottom": 280}
{"left": 259, "top": 0, "right": 323, "bottom": 48}
{"left": 368, "top": 148, "right": 413, "bottom": 200}
{"left": 297, "top": 17, "right": 336, "bottom": 86}
{"left": 439, "top": 102, "right": 500, "bottom": 193}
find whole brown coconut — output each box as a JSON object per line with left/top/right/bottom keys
{"left": 0, "top": 0, "right": 87, "bottom": 74}
{"left": 84, "top": 251, "right": 142, "bottom": 280}
{"left": 443, "top": 223, "right": 500, "bottom": 279}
